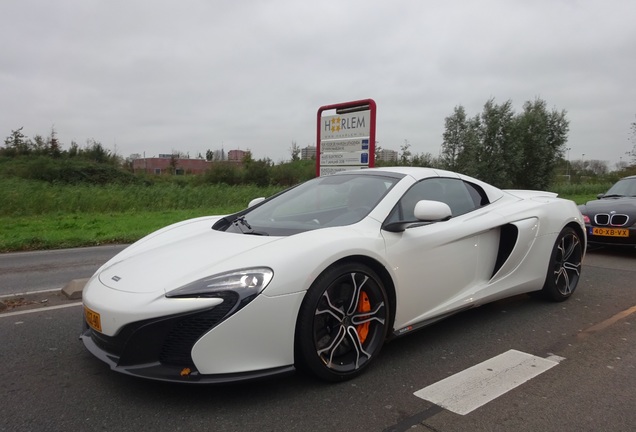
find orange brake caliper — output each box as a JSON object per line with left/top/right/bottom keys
{"left": 356, "top": 291, "right": 371, "bottom": 343}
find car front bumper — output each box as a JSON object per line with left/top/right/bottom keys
{"left": 81, "top": 286, "right": 306, "bottom": 383}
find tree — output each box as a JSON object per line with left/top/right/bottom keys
{"left": 241, "top": 150, "right": 254, "bottom": 165}
{"left": 243, "top": 158, "right": 271, "bottom": 186}
{"left": 399, "top": 140, "right": 412, "bottom": 165}
{"left": 514, "top": 99, "right": 569, "bottom": 190}
{"left": 411, "top": 152, "right": 437, "bottom": 167}
{"left": 440, "top": 106, "right": 469, "bottom": 172}
{"left": 32, "top": 135, "right": 47, "bottom": 154}
{"left": 473, "top": 99, "right": 516, "bottom": 187}
{"left": 439, "top": 98, "right": 569, "bottom": 189}
{"left": 3, "top": 127, "right": 31, "bottom": 156}
{"left": 628, "top": 115, "right": 636, "bottom": 164}
{"left": 47, "top": 126, "right": 62, "bottom": 157}
{"left": 83, "top": 139, "right": 111, "bottom": 164}
{"left": 169, "top": 154, "right": 178, "bottom": 174}
{"left": 68, "top": 140, "right": 79, "bottom": 158}
{"left": 586, "top": 159, "right": 609, "bottom": 176}
{"left": 374, "top": 143, "right": 383, "bottom": 162}
{"left": 290, "top": 141, "right": 300, "bottom": 161}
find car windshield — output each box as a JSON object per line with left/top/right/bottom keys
{"left": 223, "top": 172, "right": 401, "bottom": 236}
{"left": 604, "top": 178, "right": 636, "bottom": 198}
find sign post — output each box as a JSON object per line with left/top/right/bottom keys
{"left": 316, "top": 99, "right": 376, "bottom": 177}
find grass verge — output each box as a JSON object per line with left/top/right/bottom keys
{"left": 0, "top": 209, "right": 237, "bottom": 253}
{"left": 0, "top": 193, "right": 597, "bottom": 253}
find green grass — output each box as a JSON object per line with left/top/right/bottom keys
{"left": 0, "top": 177, "right": 285, "bottom": 252}
{"left": 0, "top": 176, "right": 606, "bottom": 252}
{"left": 550, "top": 182, "right": 611, "bottom": 199}
{"left": 0, "top": 177, "right": 283, "bottom": 216}
{"left": 0, "top": 210, "right": 234, "bottom": 252}
{"left": 561, "top": 194, "right": 596, "bottom": 205}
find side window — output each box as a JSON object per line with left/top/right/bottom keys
{"left": 441, "top": 178, "right": 478, "bottom": 216}
{"left": 465, "top": 181, "right": 490, "bottom": 207}
{"left": 388, "top": 178, "right": 486, "bottom": 222}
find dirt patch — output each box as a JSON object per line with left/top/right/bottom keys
{"left": 0, "top": 290, "right": 78, "bottom": 314}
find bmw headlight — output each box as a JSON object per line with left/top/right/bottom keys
{"left": 166, "top": 268, "right": 274, "bottom": 305}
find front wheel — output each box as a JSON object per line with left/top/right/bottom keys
{"left": 541, "top": 226, "right": 583, "bottom": 301}
{"left": 296, "top": 263, "right": 389, "bottom": 382}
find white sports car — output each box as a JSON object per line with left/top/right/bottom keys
{"left": 81, "top": 167, "right": 585, "bottom": 383}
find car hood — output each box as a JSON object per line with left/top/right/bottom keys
{"left": 97, "top": 217, "right": 282, "bottom": 294}
{"left": 579, "top": 197, "right": 636, "bottom": 215}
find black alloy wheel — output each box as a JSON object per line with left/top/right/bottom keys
{"left": 542, "top": 226, "right": 583, "bottom": 301}
{"left": 296, "top": 263, "right": 389, "bottom": 382}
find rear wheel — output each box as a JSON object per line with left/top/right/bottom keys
{"left": 541, "top": 227, "right": 583, "bottom": 301}
{"left": 296, "top": 263, "right": 389, "bottom": 382}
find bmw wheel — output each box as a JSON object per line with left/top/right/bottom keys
{"left": 541, "top": 226, "right": 583, "bottom": 302}
{"left": 296, "top": 263, "right": 389, "bottom": 382}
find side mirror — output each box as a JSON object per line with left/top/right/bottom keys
{"left": 248, "top": 197, "right": 266, "bottom": 208}
{"left": 414, "top": 200, "right": 452, "bottom": 221}
{"left": 383, "top": 200, "right": 452, "bottom": 233}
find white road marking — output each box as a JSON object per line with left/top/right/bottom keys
{"left": 413, "top": 349, "right": 564, "bottom": 415}
{"left": 0, "top": 302, "right": 82, "bottom": 318}
{"left": 0, "top": 288, "right": 62, "bottom": 298}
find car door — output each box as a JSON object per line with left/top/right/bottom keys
{"left": 382, "top": 177, "right": 505, "bottom": 330}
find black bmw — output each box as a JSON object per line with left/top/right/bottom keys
{"left": 578, "top": 175, "right": 636, "bottom": 247}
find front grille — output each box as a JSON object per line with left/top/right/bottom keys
{"left": 595, "top": 214, "right": 609, "bottom": 225}
{"left": 159, "top": 296, "right": 238, "bottom": 366}
{"left": 86, "top": 291, "right": 239, "bottom": 367}
{"left": 610, "top": 214, "right": 628, "bottom": 226}
{"left": 594, "top": 213, "right": 629, "bottom": 227}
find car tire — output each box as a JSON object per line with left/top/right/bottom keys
{"left": 541, "top": 226, "right": 583, "bottom": 302}
{"left": 296, "top": 263, "right": 389, "bottom": 382}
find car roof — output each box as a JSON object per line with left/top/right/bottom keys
{"left": 336, "top": 166, "right": 505, "bottom": 203}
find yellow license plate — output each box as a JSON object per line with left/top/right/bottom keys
{"left": 591, "top": 227, "right": 629, "bottom": 237}
{"left": 84, "top": 306, "right": 102, "bottom": 332}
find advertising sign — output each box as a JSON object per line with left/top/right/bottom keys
{"left": 316, "top": 99, "right": 376, "bottom": 177}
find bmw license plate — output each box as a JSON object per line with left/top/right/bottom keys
{"left": 591, "top": 227, "right": 629, "bottom": 237}
{"left": 84, "top": 306, "right": 102, "bottom": 332}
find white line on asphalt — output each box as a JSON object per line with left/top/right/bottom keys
{"left": 413, "top": 349, "right": 564, "bottom": 415}
{"left": 0, "top": 302, "right": 82, "bottom": 318}
{"left": 0, "top": 288, "right": 62, "bottom": 298}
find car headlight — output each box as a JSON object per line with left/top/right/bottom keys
{"left": 165, "top": 268, "right": 274, "bottom": 304}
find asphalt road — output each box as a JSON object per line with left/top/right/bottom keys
{"left": 0, "top": 246, "right": 634, "bottom": 432}
{"left": 0, "top": 245, "right": 128, "bottom": 295}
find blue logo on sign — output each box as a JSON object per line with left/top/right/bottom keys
{"left": 361, "top": 153, "right": 369, "bottom": 164}
{"left": 362, "top": 139, "right": 369, "bottom": 150}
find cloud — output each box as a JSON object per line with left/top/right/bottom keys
{"left": 1, "top": 0, "right": 635, "bottom": 165}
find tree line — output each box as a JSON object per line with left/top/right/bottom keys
{"left": 381, "top": 99, "right": 634, "bottom": 188}
{"left": 3, "top": 100, "right": 634, "bottom": 189}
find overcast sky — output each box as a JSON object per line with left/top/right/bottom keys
{"left": 1, "top": 0, "right": 635, "bottom": 167}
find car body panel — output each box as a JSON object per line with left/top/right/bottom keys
{"left": 81, "top": 167, "right": 585, "bottom": 382}
{"left": 191, "top": 291, "right": 305, "bottom": 374}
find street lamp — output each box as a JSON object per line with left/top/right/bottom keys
{"left": 581, "top": 154, "right": 586, "bottom": 174}
{"left": 566, "top": 147, "right": 571, "bottom": 178}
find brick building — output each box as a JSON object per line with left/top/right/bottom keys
{"left": 227, "top": 149, "right": 249, "bottom": 162}
{"left": 132, "top": 156, "right": 212, "bottom": 175}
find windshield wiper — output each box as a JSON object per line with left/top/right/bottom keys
{"left": 602, "top": 194, "right": 625, "bottom": 198}
{"left": 233, "top": 215, "right": 252, "bottom": 231}
{"left": 232, "top": 216, "right": 269, "bottom": 236}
